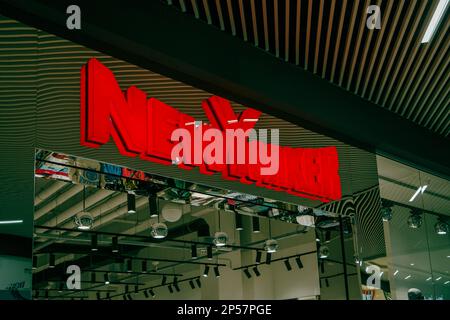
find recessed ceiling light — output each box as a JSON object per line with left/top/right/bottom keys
{"left": 410, "top": 263, "right": 415, "bottom": 266}
{"left": 404, "top": 275, "right": 411, "bottom": 280}
{"left": 436, "top": 276, "right": 442, "bottom": 281}
{"left": 426, "top": 277, "right": 432, "bottom": 281}
{"left": 0, "top": 220, "right": 23, "bottom": 224}
{"left": 394, "top": 270, "right": 399, "bottom": 276}
{"left": 421, "top": 0, "right": 449, "bottom": 43}
{"left": 444, "top": 281, "right": 450, "bottom": 285}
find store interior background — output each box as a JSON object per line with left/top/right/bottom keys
{"left": 0, "top": 10, "right": 448, "bottom": 300}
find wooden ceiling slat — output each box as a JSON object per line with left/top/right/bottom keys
{"left": 191, "top": 0, "right": 200, "bottom": 18}
{"left": 262, "top": 0, "right": 269, "bottom": 51}
{"left": 274, "top": 0, "right": 280, "bottom": 58}
{"left": 374, "top": 0, "right": 426, "bottom": 105}
{"left": 305, "top": 0, "right": 312, "bottom": 70}
{"left": 426, "top": 86, "right": 450, "bottom": 131}
{"left": 238, "top": 0, "right": 248, "bottom": 41}
{"left": 295, "top": 0, "right": 301, "bottom": 65}
{"left": 357, "top": 0, "right": 394, "bottom": 95}
{"left": 418, "top": 68, "right": 450, "bottom": 126}
{"left": 180, "top": 0, "right": 187, "bottom": 12}
{"left": 432, "top": 93, "right": 450, "bottom": 134}
{"left": 313, "top": 0, "right": 324, "bottom": 74}
{"left": 363, "top": 0, "right": 407, "bottom": 99}
{"left": 226, "top": 0, "right": 237, "bottom": 36}
{"left": 403, "top": 23, "right": 450, "bottom": 118}
{"left": 285, "top": 0, "right": 290, "bottom": 62}
{"left": 385, "top": 1, "right": 440, "bottom": 111}
{"left": 345, "top": 0, "right": 371, "bottom": 91}
{"left": 202, "top": 0, "right": 212, "bottom": 25}
{"left": 250, "top": 0, "right": 259, "bottom": 46}
{"left": 330, "top": 0, "right": 347, "bottom": 82}
{"left": 338, "top": 0, "right": 360, "bottom": 86}
{"left": 215, "top": 0, "right": 225, "bottom": 31}
{"left": 322, "top": 0, "right": 336, "bottom": 79}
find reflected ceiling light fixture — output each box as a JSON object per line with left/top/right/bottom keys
{"left": 75, "top": 185, "right": 94, "bottom": 230}
{"left": 213, "top": 210, "right": 228, "bottom": 247}
{"left": 111, "top": 236, "right": 119, "bottom": 253}
{"left": 409, "top": 185, "right": 427, "bottom": 202}
{"left": 142, "top": 260, "right": 147, "bottom": 273}
{"left": 295, "top": 256, "right": 304, "bottom": 269}
{"left": 214, "top": 266, "right": 220, "bottom": 278}
{"left": 127, "top": 193, "right": 136, "bottom": 213}
{"left": 45, "top": 290, "right": 49, "bottom": 300}
{"left": 143, "top": 290, "right": 149, "bottom": 299}
{"left": 122, "top": 294, "right": 127, "bottom": 300}
{"left": 150, "top": 204, "right": 168, "bottom": 239}
{"left": 203, "top": 265, "right": 210, "bottom": 277}
{"left": 253, "top": 266, "right": 261, "bottom": 277}
{"left": 127, "top": 294, "right": 133, "bottom": 300}
{"left": 381, "top": 199, "right": 394, "bottom": 222}
{"left": 404, "top": 275, "right": 412, "bottom": 280}
{"left": 195, "top": 278, "right": 202, "bottom": 288}
{"left": 189, "top": 280, "right": 195, "bottom": 289}
{"left": 436, "top": 276, "right": 442, "bottom": 281}
{"left": 91, "top": 272, "right": 96, "bottom": 283}
{"left": 32, "top": 256, "right": 37, "bottom": 270}
{"left": 174, "top": 283, "right": 181, "bottom": 292}
{"left": 191, "top": 244, "right": 197, "bottom": 259}
{"left": 264, "top": 220, "right": 279, "bottom": 255}
{"left": 168, "top": 284, "right": 174, "bottom": 294}
{"left": 161, "top": 276, "right": 167, "bottom": 286}
{"left": 407, "top": 210, "right": 423, "bottom": 229}
{"left": 49, "top": 253, "right": 55, "bottom": 268}
{"left": 126, "top": 259, "right": 132, "bottom": 272}
{"left": 284, "top": 259, "right": 292, "bottom": 271}
{"left": 319, "top": 245, "right": 330, "bottom": 259}
{"left": 134, "top": 285, "right": 139, "bottom": 293}
{"left": 426, "top": 277, "right": 432, "bottom": 281}
{"left": 207, "top": 245, "right": 213, "bottom": 260}
{"left": 106, "top": 292, "right": 110, "bottom": 300}
{"left": 444, "top": 281, "right": 450, "bottom": 285}
{"left": 325, "top": 279, "right": 330, "bottom": 287}
{"left": 91, "top": 234, "right": 98, "bottom": 251}
{"left": 0, "top": 219, "right": 23, "bottom": 224}
{"left": 243, "top": 268, "right": 252, "bottom": 279}
{"left": 149, "top": 288, "right": 156, "bottom": 298}
{"left": 96, "top": 292, "right": 101, "bottom": 300}
{"left": 58, "top": 283, "right": 64, "bottom": 293}
{"left": 252, "top": 216, "right": 260, "bottom": 233}
{"left": 125, "top": 284, "right": 129, "bottom": 293}
{"left": 434, "top": 218, "right": 449, "bottom": 235}
{"left": 148, "top": 195, "right": 158, "bottom": 218}
{"left": 104, "top": 273, "right": 110, "bottom": 285}
{"left": 255, "top": 251, "right": 262, "bottom": 264}
{"left": 265, "top": 252, "right": 272, "bottom": 265}
{"left": 421, "top": 0, "right": 449, "bottom": 43}
{"left": 234, "top": 209, "right": 243, "bottom": 231}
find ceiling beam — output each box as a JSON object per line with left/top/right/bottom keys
{"left": 0, "top": 0, "right": 449, "bottom": 179}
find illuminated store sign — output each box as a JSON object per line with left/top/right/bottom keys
{"left": 80, "top": 58, "right": 341, "bottom": 202}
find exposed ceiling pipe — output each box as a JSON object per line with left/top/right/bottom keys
{"left": 42, "top": 189, "right": 114, "bottom": 227}
{"left": 34, "top": 180, "right": 67, "bottom": 206}
{"left": 34, "top": 184, "right": 84, "bottom": 220}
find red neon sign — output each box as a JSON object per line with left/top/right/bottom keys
{"left": 80, "top": 58, "right": 341, "bottom": 202}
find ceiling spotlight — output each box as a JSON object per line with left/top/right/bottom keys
{"left": 295, "top": 256, "right": 304, "bottom": 269}
{"left": 127, "top": 193, "right": 136, "bottom": 213}
{"left": 207, "top": 246, "right": 213, "bottom": 260}
{"left": 168, "top": 284, "right": 174, "bottom": 294}
{"left": 91, "top": 234, "right": 98, "bottom": 251}
{"left": 235, "top": 212, "right": 243, "bottom": 231}
{"left": 151, "top": 222, "right": 168, "bottom": 239}
{"left": 142, "top": 260, "right": 147, "bottom": 273}
{"left": 253, "top": 266, "right": 261, "bottom": 277}
{"left": 203, "top": 265, "right": 210, "bottom": 277}
{"left": 214, "top": 266, "right": 220, "bottom": 278}
{"left": 111, "top": 236, "right": 119, "bottom": 253}
{"left": 126, "top": 259, "right": 132, "bottom": 272}
{"left": 149, "top": 289, "right": 156, "bottom": 298}
{"left": 148, "top": 195, "right": 158, "bottom": 218}
{"left": 255, "top": 251, "right": 262, "bottom": 264}
{"left": 407, "top": 211, "right": 423, "bottom": 229}
{"left": 143, "top": 290, "right": 149, "bottom": 298}
{"left": 284, "top": 259, "right": 292, "bottom": 271}
{"left": 243, "top": 268, "right": 252, "bottom": 279}
{"left": 189, "top": 280, "right": 195, "bottom": 289}
{"left": 49, "top": 253, "right": 55, "bottom": 268}
{"left": 195, "top": 278, "right": 202, "bottom": 288}
{"left": 264, "top": 239, "right": 278, "bottom": 253}
{"left": 266, "top": 252, "right": 272, "bottom": 265}
{"left": 434, "top": 218, "right": 449, "bottom": 235}
{"left": 381, "top": 200, "right": 394, "bottom": 222}
{"left": 104, "top": 273, "right": 110, "bottom": 285}
{"left": 161, "top": 276, "right": 167, "bottom": 286}
{"left": 213, "top": 231, "right": 228, "bottom": 247}
{"left": 319, "top": 246, "right": 330, "bottom": 259}
{"left": 74, "top": 212, "right": 94, "bottom": 230}
{"left": 191, "top": 244, "right": 197, "bottom": 259}
{"left": 252, "top": 216, "right": 261, "bottom": 233}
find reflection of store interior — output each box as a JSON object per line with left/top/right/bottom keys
{"left": 33, "top": 150, "right": 357, "bottom": 300}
